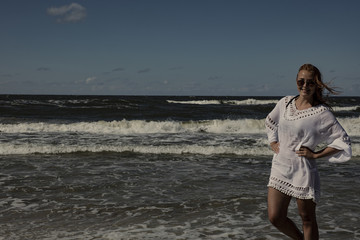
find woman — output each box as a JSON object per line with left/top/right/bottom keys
{"left": 265, "top": 63, "right": 351, "bottom": 240}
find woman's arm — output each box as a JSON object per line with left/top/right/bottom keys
{"left": 318, "top": 110, "right": 351, "bottom": 162}
{"left": 265, "top": 97, "right": 287, "bottom": 143}
{"left": 296, "top": 146, "right": 341, "bottom": 159}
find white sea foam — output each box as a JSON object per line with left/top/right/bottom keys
{"left": 1, "top": 117, "right": 360, "bottom": 156}
{"left": 37, "top": 207, "right": 274, "bottom": 240}
{"left": 0, "top": 142, "right": 273, "bottom": 156}
{"left": 333, "top": 105, "right": 360, "bottom": 112}
{"left": 1, "top": 117, "right": 359, "bottom": 136}
{"left": 337, "top": 117, "right": 360, "bottom": 136}
{"left": 167, "top": 98, "right": 279, "bottom": 105}
{"left": 167, "top": 99, "right": 360, "bottom": 114}
{"left": 0, "top": 119, "right": 266, "bottom": 135}
{"left": 1, "top": 141, "right": 360, "bottom": 157}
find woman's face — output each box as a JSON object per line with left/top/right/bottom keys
{"left": 296, "top": 70, "right": 316, "bottom": 98}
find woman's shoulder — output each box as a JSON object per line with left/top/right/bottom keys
{"left": 315, "top": 102, "right": 332, "bottom": 113}
{"left": 320, "top": 105, "right": 335, "bottom": 115}
{"left": 316, "top": 104, "right": 337, "bottom": 123}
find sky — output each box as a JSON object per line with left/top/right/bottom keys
{"left": 1, "top": 0, "right": 360, "bottom": 96}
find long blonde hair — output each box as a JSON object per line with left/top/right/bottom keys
{"left": 297, "top": 63, "right": 339, "bottom": 106}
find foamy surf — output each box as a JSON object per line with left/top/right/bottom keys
{"left": 167, "top": 98, "right": 279, "bottom": 105}
{"left": 0, "top": 119, "right": 266, "bottom": 134}
{"left": 1, "top": 117, "right": 358, "bottom": 135}
{"left": 1, "top": 138, "right": 360, "bottom": 156}
{"left": 0, "top": 142, "right": 273, "bottom": 156}
{"left": 333, "top": 105, "right": 360, "bottom": 112}
{"left": 1, "top": 117, "right": 360, "bottom": 156}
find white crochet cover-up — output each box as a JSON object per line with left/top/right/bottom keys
{"left": 265, "top": 96, "right": 352, "bottom": 203}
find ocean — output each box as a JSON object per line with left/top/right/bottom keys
{"left": 0, "top": 95, "right": 359, "bottom": 240}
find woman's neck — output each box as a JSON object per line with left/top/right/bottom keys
{"left": 295, "top": 95, "right": 314, "bottom": 110}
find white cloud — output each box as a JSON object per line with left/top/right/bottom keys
{"left": 47, "top": 3, "right": 87, "bottom": 23}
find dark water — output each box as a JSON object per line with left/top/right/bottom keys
{"left": 1, "top": 95, "right": 359, "bottom": 239}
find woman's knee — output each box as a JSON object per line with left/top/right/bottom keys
{"left": 268, "top": 211, "right": 287, "bottom": 227}
{"left": 298, "top": 210, "right": 316, "bottom": 225}
{"left": 297, "top": 199, "right": 317, "bottom": 225}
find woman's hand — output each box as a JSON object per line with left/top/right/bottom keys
{"left": 296, "top": 146, "right": 315, "bottom": 159}
{"left": 270, "top": 142, "right": 280, "bottom": 154}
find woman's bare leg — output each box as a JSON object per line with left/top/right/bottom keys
{"left": 268, "top": 187, "right": 303, "bottom": 240}
{"left": 297, "top": 199, "right": 318, "bottom": 240}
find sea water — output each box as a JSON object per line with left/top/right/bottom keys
{"left": 0, "top": 95, "right": 359, "bottom": 239}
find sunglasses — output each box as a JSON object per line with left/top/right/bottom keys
{"left": 296, "top": 79, "right": 316, "bottom": 87}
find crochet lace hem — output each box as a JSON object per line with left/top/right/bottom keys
{"left": 267, "top": 176, "right": 319, "bottom": 203}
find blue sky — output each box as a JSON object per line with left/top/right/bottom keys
{"left": 1, "top": 0, "right": 360, "bottom": 96}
